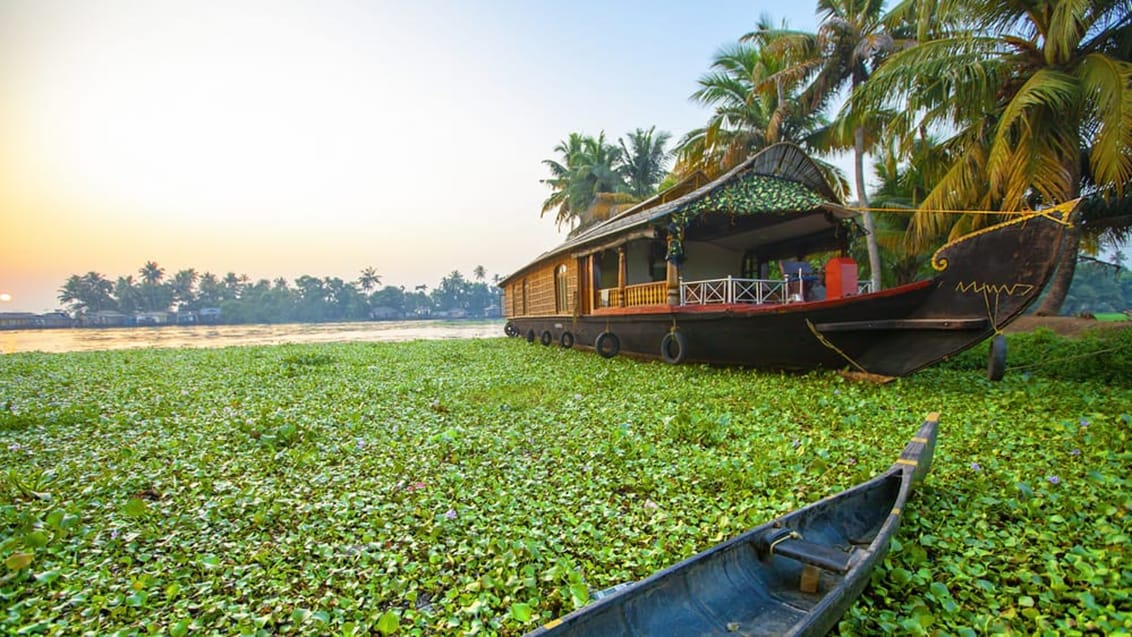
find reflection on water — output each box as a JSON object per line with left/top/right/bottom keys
{"left": 1, "top": 320, "right": 505, "bottom": 354}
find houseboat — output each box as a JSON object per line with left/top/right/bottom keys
{"left": 499, "top": 143, "right": 1071, "bottom": 377}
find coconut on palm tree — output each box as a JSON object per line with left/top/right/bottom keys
{"left": 856, "top": 0, "right": 1131, "bottom": 313}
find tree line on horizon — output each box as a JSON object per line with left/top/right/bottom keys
{"left": 57, "top": 263, "right": 501, "bottom": 324}
{"left": 540, "top": 1, "right": 1131, "bottom": 315}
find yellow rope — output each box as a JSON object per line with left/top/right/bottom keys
{"left": 929, "top": 199, "right": 1078, "bottom": 271}
{"left": 850, "top": 198, "right": 1079, "bottom": 226}
{"left": 984, "top": 287, "right": 1003, "bottom": 335}
{"left": 805, "top": 319, "right": 869, "bottom": 373}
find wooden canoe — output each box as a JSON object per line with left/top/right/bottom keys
{"left": 525, "top": 414, "right": 939, "bottom": 636}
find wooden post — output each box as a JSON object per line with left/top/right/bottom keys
{"left": 666, "top": 259, "right": 679, "bottom": 305}
{"left": 618, "top": 247, "right": 627, "bottom": 308}
{"left": 666, "top": 231, "right": 680, "bottom": 305}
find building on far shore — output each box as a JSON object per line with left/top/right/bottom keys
{"left": 0, "top": 312, "right": 76, "bottom": 330}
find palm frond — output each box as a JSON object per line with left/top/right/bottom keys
{"left": 1079, "top": 53, "right": 1132, "bottom": 195}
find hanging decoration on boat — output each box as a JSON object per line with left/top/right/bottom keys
{"left": 681, "top": 173, "right": 826, "bottom": 216}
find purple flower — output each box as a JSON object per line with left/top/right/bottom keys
{"left": 833, "top": 389, "right": 840, "bottom": 395}
{"left": 1047, "top": 475, "right": 1061, "bottom": 485}
{"left": 1070, "top": 448, "right": 1082, "bottom": 456}
{"left": 970, "top": 462, "right": 981, "bottom": 472}
{"left": 1079, "top": 418, "right": 1090, "bottom": 428}
{"left": 445, "top": 508, "right": 457, "bottom": 520}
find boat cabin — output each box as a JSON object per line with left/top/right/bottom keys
{"left": 500, "top": 144, "right": 867, "bottom": 319}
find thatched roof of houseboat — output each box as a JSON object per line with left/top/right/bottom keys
{"left": 501, "top": 144, "right": 855, "bottom": 285}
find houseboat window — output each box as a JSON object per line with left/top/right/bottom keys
{"left": 555, "top": 264, "right": 569, "bottom": 313}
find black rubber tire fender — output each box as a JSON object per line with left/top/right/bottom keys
{"left": 540, "top": 330, "right": 553, "bottom": 346}
{"left": 594, "top": 331, "right": 620, "bottom": 358}
{"left": 660, "top": 331, "right": 687, "bottom": 365}
{"left": 526, "top": 329, "right": 536, "bottom": 344}
{"left": 504, "top": 322, "right": 519, "bottom": 337}
{"left": 987, "top": 334, "right": 1007, "bottom": 381}
{"left": 560, "top": 331, "right": 575, "bottom": 349}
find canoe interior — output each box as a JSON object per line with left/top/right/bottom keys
{"left": 535, "top": 472, "right": 902, "bottom": 636}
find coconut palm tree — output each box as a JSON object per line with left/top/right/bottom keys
{"left": 171, "top": 268, "right": 198, "bottom": 310}
{"left": 139, "top": 261, "right": 165, "bottom": 285}
{"left": 618, "top": 126, "right": 672, "bottom": 198}
{"left": 473, "top": 265, "right": 487, "bottom": 282}
{"left": 114, "top": 276, "right": 142, "bottom": 314}
{"left": 358, "top": 267, "right": 382, "bottom": 293}
{"left": 222, "top": 272, "right": 244, "bottom": 301}
{"left": 856, "top": 0, "right": 1132, "bottom": 313}
{"left": 676, "top": 37, "right": 818, "bottom": 178}
{"left": 58, "top": 272, "right": 114, "bottom": 314}
{"left": 746, "top": 1, "right": 908, "bottom": 292}
{"left": 540, "top": 132, "right": 626, "bottom": 232}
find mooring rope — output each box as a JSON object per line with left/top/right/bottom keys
{"left": 1007, "top": 345, "right": 1127, "bottom": 372}
{"left": 848, "top": 199, "right": 1079, "bottom": 228}
{"left": 805, "top": 318, "right": 869, "bottom": 373}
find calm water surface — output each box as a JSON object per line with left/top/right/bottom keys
{"left": 1, "top": 320, "right": 505, "bottom": 354}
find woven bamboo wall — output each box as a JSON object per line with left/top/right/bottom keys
{"left": 502, "top": 259, "right": 578, "bottom": 318}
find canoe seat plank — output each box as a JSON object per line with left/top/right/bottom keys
{"left": 760, "top": 528, "right": 853, "bottom": 573}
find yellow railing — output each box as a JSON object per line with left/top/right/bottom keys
{"left": 596, "top": 282, "right": 667, "bottom": 308}
{"left": 625, "top": 281, "right": 666, "bottom": 306}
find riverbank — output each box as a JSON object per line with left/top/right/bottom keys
{"left": 1004, "top": 314, "right": 1130, "bottom": 336}
{"left": 2, "top": 336, "right": 1127, "bottom": 634}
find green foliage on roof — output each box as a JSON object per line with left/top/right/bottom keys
{"left": 680, "top": 173, "right": 827, "bottom": 216}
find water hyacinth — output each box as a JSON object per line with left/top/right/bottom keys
{"left": 0, "top": 336, "right": 1128, "bottom": 635}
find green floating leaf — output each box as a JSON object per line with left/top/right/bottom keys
{"left": 510, "top": 602, "right": 533, "bottom": 623}
{"left": 376, "top": 610, "right": 400, "bottom": 635}
{"left": 569, "top": 583, "right": 590, "bottom": 608}
{"left": 6, "top": 550, "right": 34, "bottom": 571}
{"left": 123, "top": 497, "right": 148, "bottom": 517}
{"left": 291, "top": 608, "right": 311, "bottom": 623}
{"left": 24, "top": 530, "right": 49, "bottom": 548}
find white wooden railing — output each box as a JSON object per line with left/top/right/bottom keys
{"left": 680, "top": 275, "right": 875, "bottom": 306}
{"left": 680, "top": 276, "right": 790, "bottom": 305}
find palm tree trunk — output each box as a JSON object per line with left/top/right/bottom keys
{"left": 854, "top": 126, "right": 882, "bottom": 291}
{"left": 1034, "top": 221, "right": 1081, "bottom": 315}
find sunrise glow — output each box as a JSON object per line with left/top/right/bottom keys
{"left": 0, "top": 0, "right": 812, "bottom": 313}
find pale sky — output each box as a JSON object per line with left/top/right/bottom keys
{"left": 0, "top": 0, "right": 822, "bottom": 313}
